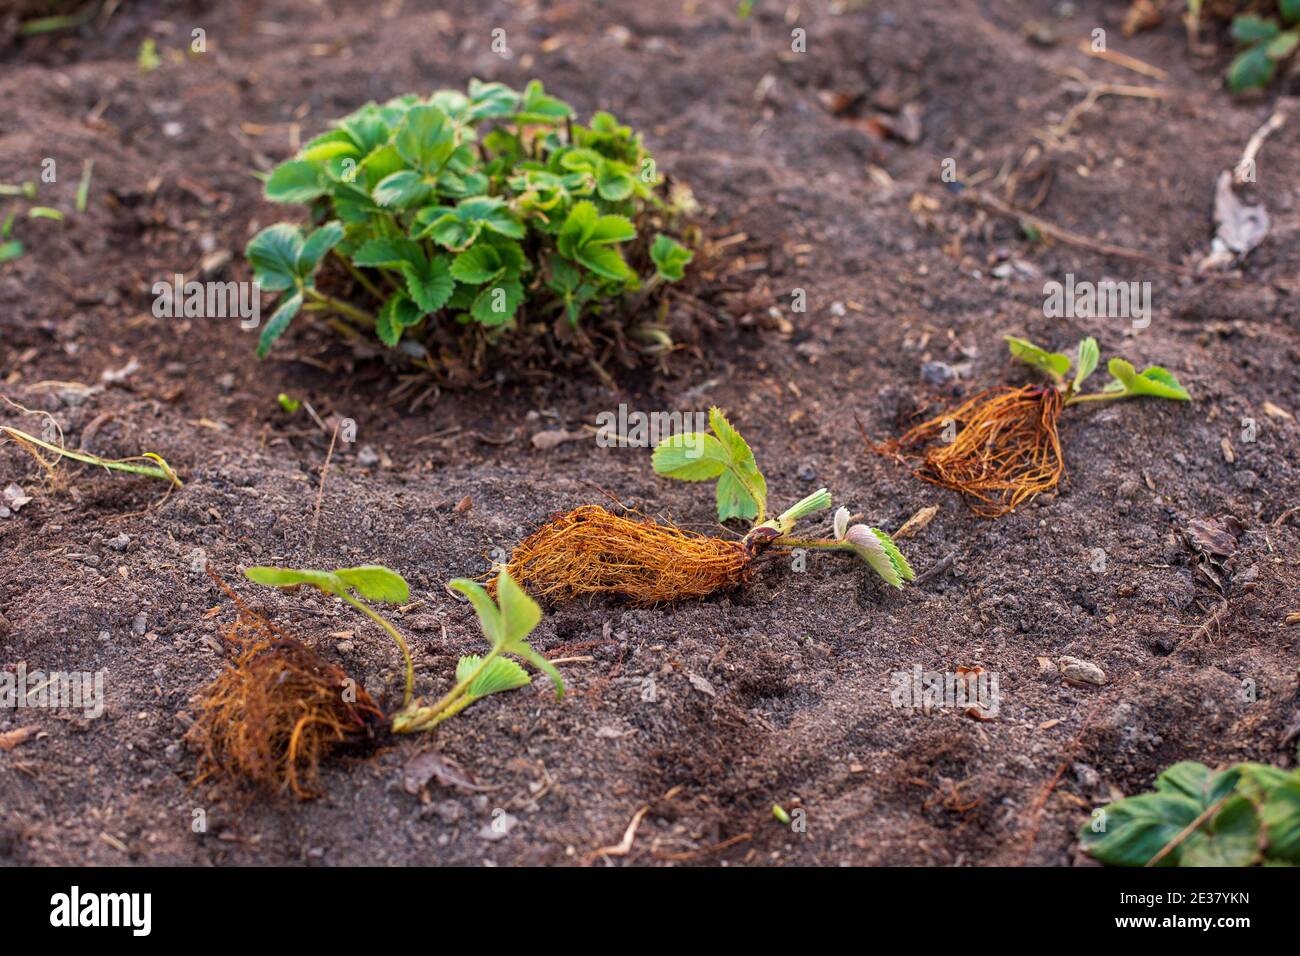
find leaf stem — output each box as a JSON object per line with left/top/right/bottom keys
{"left": 332, "top": 249, "right": 384, "bottom": 300}
{"left": 303, "top": 286, "right": 377, "bottom": 328}
{"left": 338, "top": 592, "right": 414, "bottom": 710}
{"left": 772, "top": 536, "right": 850, "bottom": 551}
{"left": 1064, "top": 391, "right": 1125, "bottom": 406}
{"left": 392, "top": 645, "right": 503, "bottom": 734}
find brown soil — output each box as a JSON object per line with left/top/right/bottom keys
{"left": 1, "top": 0, "right": 1298, "bottom": 867}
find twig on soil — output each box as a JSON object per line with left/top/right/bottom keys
{"left": 651, "top": 832, "right": 752, "bottom": 862}
{"left": 1020, "top": 697, "right": 1106, "bottom": 863}
{"left": 1045, "top": 79, "right": 1168, "bottom": 143}
{"left": 309, "top": 420, "right": 340, "bottom": 556}
{"left": 585, "top": 805, "right": 649, "bottom": 865}
{"left": 1075, "top": 40, "right": 1167, "bottom": 80}
{"left": 1188, "top": 600, "right": 1229, "bottom": 647}
{"left": 1146, "top": 794, "right": 1230, "bottom": 867}
{"left": 964, "top": 190, "right": 1190, "bottom": 275}
{"left": 913, "top": 551, "right": 955, "bottom": 585}
{"left": 964, "top": 190, "right": 1298, "bottom": 289}
{"left": 1236, "top": 111, "right": 1286, "bottom": 185}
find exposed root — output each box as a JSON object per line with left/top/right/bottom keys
{"left": 189, "top": 600, "right": 388, "bottom": 800}
{"left": 504, "top": 505, "right": 752, "bottom": 604}
{"left": 884, "top": 385, "right": 1065, "bottom": 518}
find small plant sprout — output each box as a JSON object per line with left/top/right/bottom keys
{"left": 196, "top": 565, "right": 563, "bottom": 798}
{"left": 504, "top": 407, "right": 913, "bottom": 603}
{"left": 243, "top": 564, "right": 419, "bottom": 708}
{"left": 653, "top": 407, "right": 912, "bottom": 586}
{"left": 391, "top": 570, "right": 563, "bottom": 733}
{"left": 882, "top": 336, "right": 1189, "bottom": 517}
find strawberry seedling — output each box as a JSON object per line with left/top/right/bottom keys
{"left": 504, "top": 407, "right": 913, "bottom": 603}
{"left": 882, "top": 336, "right": 1189, "bottom": 517}
{"left": 192, "top": 565, "right": 562, "bottom": 798}
{"left": 246, "top": 80, "right": 694, "bottom": 367}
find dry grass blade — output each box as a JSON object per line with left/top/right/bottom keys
{"left": 884, "top": 385, "right": 1065, "bottom": 518}
{"left": 505, "top": 505, "right": 751, "bottom": 604}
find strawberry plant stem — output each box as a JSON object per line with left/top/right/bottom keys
{"left": 337, "top": 592, "right": 414, "bottom": 710}
{"left": 392, "top": 646, "right": 503, "bottom": 733}
{"left": 772, "top": 536, "right": 849, "bottom": 551}
{"left": 303, "top": 287, "right": 376, "bottom": 327}
{"left": 332, "top": 249, "right": 384, "bottom": 300}
{"left": 1064, "top": 391, "right": 1125, "bottom": 406}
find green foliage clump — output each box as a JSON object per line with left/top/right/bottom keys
{"left": 1226, "top": 2, "right": 1300, "bottom": 91}
{"left": 1081, "top": 760, "right": 1300, "bottom": 866}
{"left": 245, "top": 79, "right": 693, "bottom": 361}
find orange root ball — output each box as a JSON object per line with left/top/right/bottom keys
{"left": 505, "top": 505, "right": 752, "bottom": 604}
{"left": 886, "top": 384, "right": 1065, "bottom": 518}
{"left": 189, "top": 609, "right": 388, "bottom": 800}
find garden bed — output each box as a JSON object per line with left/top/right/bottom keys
{"left": 1, "top": 0, "right": 1297, "bottom": 866}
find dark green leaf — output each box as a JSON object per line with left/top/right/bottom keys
{"left": 1229, "top": 45, "right": 1278, "bottom": 91}
{"left": 246, "top": 224, "right": 304, "bottom": 292}
{"left": 256, "top": 290, "right": 303, "bottom": 358}
{"left": 298, "top": 221, "right": 345, "bottom": 276}
{"left": 265, "top": 160, "right": 326, "bottom": 204}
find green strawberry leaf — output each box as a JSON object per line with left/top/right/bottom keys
{"left": 1006, "top": 335, "right": 1071, "bottom": 383}
{"left": 255, "top": 289, "right": 303, "bottom": 358}
{"left": 265, "top": 160, "right": 327, "bottom": 204}
{"left": 650, "top": 234, "right": 693, "bottom": 282}
{"left": 247, "top": 224, "right": 305, "bottom": 292}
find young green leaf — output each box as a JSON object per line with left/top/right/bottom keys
{"left": 1104, "top": 359, "right": 1191, "bottom": 401}
{"left": 449, "top": 572, "right": 563, "bottom": 699}
{"left": 652, "top": 407, "right": 767, "bottom": 522}
{"left": 708, "top": 407, "right": 767, "bottom": 521}
{"left": 774, "top": 488, "right": 831, "bottom": 534}
{"left": 1005, "top": 335, "right": 1071, "bottom": 383}
{"left": 458, "top": 654, "right": 531, "bottom": 701}
{"left": 1231, "top": 13, "right": 1281, "bottom": 43}
{"left": 245, "top": 566, "right": 346, "bottom": 594}
{"left": 334, "top": 566, "right": 410, "bottom": 604}
{"left": 651, "top": 433, "right": 729, "bottom": 481}
{"left": 832, "top": 510, "right": 914, "bottom": 588}
{"left": 650, "top": 234, "right": 693, "bottom": 282}
{"left": 394, "top": 104, "right": 457, "bottom": 174}
{"left": 297, "top": 221, "right": 345, "bottom": 277}
{"left": 257, "top": 290, "right": 304, "bottom": 358}
{"left": 448, "top": 578, "right": 503, "bottom": 645}
{"left": 1072, "top": 336, "right": 1099, "bottom": 392}
{"left": 1228, "top": 44, "right": 1277, "bottom": 91}
{"left": 246, "top": 224, "right": 305, "bottom": 292}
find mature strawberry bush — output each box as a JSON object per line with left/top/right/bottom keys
{"left": 246, "top": 79, "right": 693, "bottom": 364}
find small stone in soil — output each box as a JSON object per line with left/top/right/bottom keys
{"left": 1058, "top": 656, "right": 1106, "bottom": 686}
